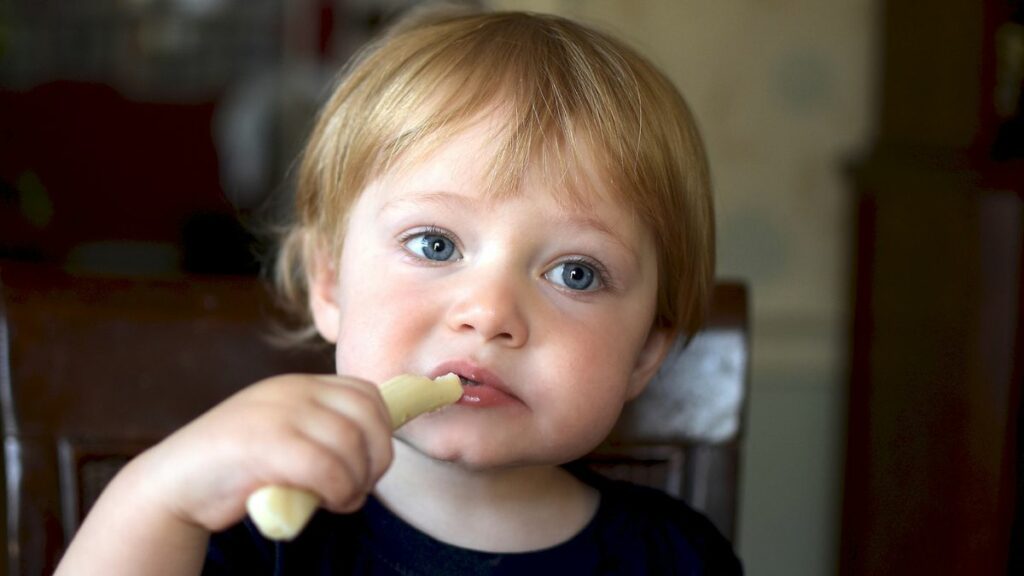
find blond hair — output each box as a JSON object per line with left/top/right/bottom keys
{"left": 275, "top": 7, "right": 714, "bottom": 341}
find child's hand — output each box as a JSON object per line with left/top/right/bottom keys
{"left": 130, "top": 374, "right": 395, "bottom": 533}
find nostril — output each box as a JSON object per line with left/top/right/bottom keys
{"left": 448, "top": 302, "right": 527, "bottom": 347}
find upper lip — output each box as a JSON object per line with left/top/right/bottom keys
{"left": 430, "top": 360, "right": 516, "bottom": 397}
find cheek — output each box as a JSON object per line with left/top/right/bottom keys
{"left": 538, "top": 315, "right": 644, "bottom": 434}
{"left": 540, "top": 305, "right": 651, "bottom": 422}
{"left": 555, "top": 304, "right": 650, "bottom": 380}
{"left": 332, "top": 259, "right": 439, "bottom": 380}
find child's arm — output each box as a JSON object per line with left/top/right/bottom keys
{"left": 54, "top": 374, "right": 394, "bottom": 576}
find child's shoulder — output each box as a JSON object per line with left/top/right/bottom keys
{"left": 578, "top": 468, "right": 743, "bottom": 575}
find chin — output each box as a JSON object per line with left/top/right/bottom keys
{"left": 403, "top": 435, "right": 505, "bottom": 468}
{"left": 395, "top": 415, "right": 610, "bottom": 470}
{"left": 396, "top": 432, "right": 525, "bottom": 471}
{"left": 403, "top": 433, "right": 593, "bottom": 472}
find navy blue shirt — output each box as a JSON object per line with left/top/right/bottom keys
{"left": 204, "top": 471, "right": 742, "bottom": 575}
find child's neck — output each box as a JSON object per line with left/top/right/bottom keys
{"left": 373, "top": 441, "right": 599, "bottom": 553}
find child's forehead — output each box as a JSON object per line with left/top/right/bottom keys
{"left": 371, "top": 109, "right": 629, "bottom": 216}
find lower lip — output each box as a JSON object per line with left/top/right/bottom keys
{"left": 457, "top": 384, "right": 519, "bottom": 408}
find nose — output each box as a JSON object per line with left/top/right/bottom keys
{"left": 444, "top": 272, "right": 529, "bottom": 348}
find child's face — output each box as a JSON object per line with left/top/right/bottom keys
{"left": 310, "top": 114, "right": 671, "bottom": 469}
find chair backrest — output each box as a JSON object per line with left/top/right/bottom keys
{"left": 0, "top": 261, "right": 748, "bottom": 575}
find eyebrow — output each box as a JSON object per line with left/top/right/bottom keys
{"left": 380, "top": 190, "right": 640, "bottom": 261}
{"left": 550, "top": 212, "right": 641, "bottom": 261}
{"left": 379, "top": 191, "right": 472, "bottom": 215}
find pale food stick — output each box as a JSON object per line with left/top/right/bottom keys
{"left": 245, "top": 373, "right": 462, "bottom": 540}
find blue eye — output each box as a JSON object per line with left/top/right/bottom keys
{"left": 546, "top": 261, "right": 602, "bottom": 291}
{"left": 404, "top": 232, "right": 461, "bottom": 262}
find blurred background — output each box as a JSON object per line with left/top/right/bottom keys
{"left": 0, "top": 0, "right": 1021, "bottom": 574}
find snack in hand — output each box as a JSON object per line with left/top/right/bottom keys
{"left": 245, "top": 373, "right": 462, "bottom": 540}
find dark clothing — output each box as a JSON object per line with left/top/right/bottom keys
{"left": 204, "top": 471, "right": 742, "bottom": 575}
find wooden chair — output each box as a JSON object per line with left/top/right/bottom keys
{"left": 0, "top": 261, "right": 748, "bottom": 575}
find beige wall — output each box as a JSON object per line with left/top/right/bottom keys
{"left": 487, "top": 1, "right": 878, "bottom": 574}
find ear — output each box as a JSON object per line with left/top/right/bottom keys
{"left": 625, "top": 325, "right": 674, "bottom": 401}
{"left": 308, "top": 246, "right": 342, "bottom": 343}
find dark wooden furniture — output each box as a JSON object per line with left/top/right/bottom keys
{"left": 0, "top": 263, "right": 335, "bottom": 575}
{"left": 0, "top": 262, "right": 747, "bottom": 575}
{"left": 842, "top": 1, "right": 1024, "bottom": 574}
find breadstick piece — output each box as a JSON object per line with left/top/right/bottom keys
{"left": 246, "top": 373, "right": 462, "bottom": 540}
{"left": 244, "top": 484, "right": 320, "bottom": 541}
{"left": 380, "top": 372, "right": 463, "bottom": 428}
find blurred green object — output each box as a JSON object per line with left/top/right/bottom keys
{"left": 15, "top": 171, "right": 53, "bottom": 229}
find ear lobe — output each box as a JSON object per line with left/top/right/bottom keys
{"left": 625, "top": 325, "right": 674, "bottom": 401}
{"left": 308, "top": 247, "right": 342, "bottom": 343}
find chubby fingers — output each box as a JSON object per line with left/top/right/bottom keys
{"left": 247, "top": 373, "right": 462, "bottom": 540}
{"left": 296, "top": 377, "right": 394, "bottom": 508}
{"left": 242, "top": 376, "right": 392, "bottom": 539}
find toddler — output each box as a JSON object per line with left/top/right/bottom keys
{"left": 57, "top": 6, "right": 741, "bottom": 575}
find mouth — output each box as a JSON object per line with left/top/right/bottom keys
{"left": 431, "top": 361, "right": 520, "bottom": 408}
